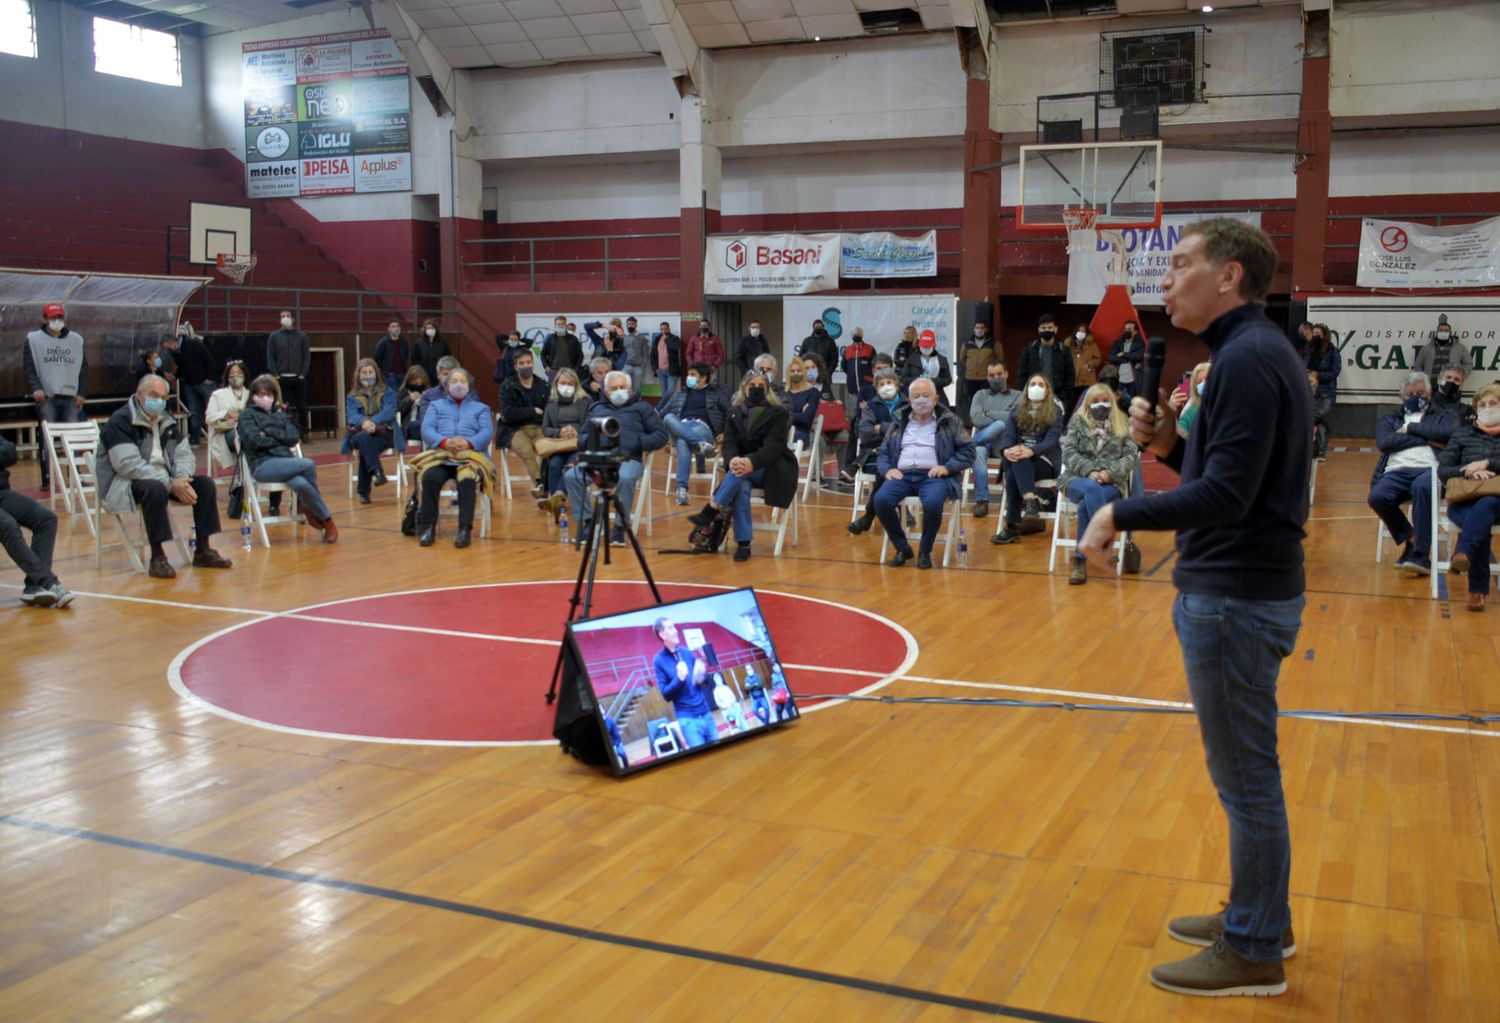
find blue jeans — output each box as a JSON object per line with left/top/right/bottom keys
{"left": 36, "top": 395, "right": 82, "bottom": 489}
{"left": 1368, "top": 467, "right": 1434, "bottom": 556}
{"left": 664, "top": 414, "right": 715, "bottom": 487}
{"left": 1173, "top": 591, "right": 1304, "bottom": 963}
{"left": 1448, "top": 495, "right": 1499, "bottom": 595}
{"left": 657, "top": 371, "right": 678, "bottom": 404}
{"left": 545, "top": 452, "right": 577, "bottom": 495}
{"left": 747, "top": 689, "right": 771, "bottom": 726}
{"left": 254, "top": 456, "right": 331, "bottom": 522}
{"left": 564, "top": 457, "right": 644, "bottom": 533}
{"left": 873, "top": 470, "right": 950, "bottom": 555}
{"left": 1065, "top": 477, "right": 1121, "bottom": 558}
{"left": 971, "top": 421, "right": 1007, "bottom": 501}
{"left": 677, "top": 711, "right": 718, "bottom": 748}
{"left": 713, "top": 468, "right": 766, "bottom": 543}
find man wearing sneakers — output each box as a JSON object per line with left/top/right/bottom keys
{"left": 660, "top": 362, "right": 729, "bottom": 505}
{"left": 25, "top": 301, "right": 88, "bottom": 492}
{"left": 1079, "top": 218, "right": 1310, "bottom": 998}
{"left": 0, "top": 433, "right": 72, "bottom": 608}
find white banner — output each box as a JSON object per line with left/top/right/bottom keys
{"left": 1305, "top": 295, "right": 1500, "bottom": 404}
{"left": 1067, "top": 212, "right": 1262, "bottom": 307}
{"left": 782, "top": 294, "right": 957, "bottom": 404}
{"left": 705, "top": 233, "right": 840, "bottom": 296}
{"left": 840, "top": 231, "right": 938, "bottom": 279}
{"left": 1356, "top": 217, "right": 1500, "bottom": 289}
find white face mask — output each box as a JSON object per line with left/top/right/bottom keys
{"left": 280, "top": 316, "right": 293, "bottom": 328}
{"left": 1027, "top": 384, "right": 1046, "bottom": 402}
{"left": 1076, "top": 331, "right": 1087, "bottom": 341}
{"left": 749, "top": 327, "right": 760, "bottom": 337}
{"left": 878, "top": 385, "right": 898, "bottom": 400}
{"left": 229, "top": 376, "right": 245, "bottom": 389}
{"left": 558, "top": 385, "right": 575, "bottom": 398}
{"left": 48, "top": 318, "right": 65, "bottom": 332}
{"left": 448, "top": 382, "right": 468, "bottom": 400}
{"left": 389, "top": 328, "right": 401, "bottom": 338}
{"left": 1478, "top": 406, "right": 1500, "bottom": 427}
{"left": 426, "top": 327, "right": 437, "bottom": 338}
{"left": 1436, "top": 331, "right": 1451, "bottom": 342}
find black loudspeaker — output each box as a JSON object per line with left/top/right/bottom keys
{"left": 957, "top": 299, "right": 995, "bottom": 346}
{"left": 1120, "top": 104, "right": 1159, "bottom": 141}
{"left": 1041, "top": 119, "right": 1084, "bottom": 144}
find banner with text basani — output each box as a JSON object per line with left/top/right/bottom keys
{"left": 705, "top": 233, "right": 841, "bottom": 296}
{"left": 242, "top": 29, "right": 410, "bottom": 199}
{"left": 1066, "top": 213, "right": 1261, "bottom": 307}
{"left": 1356, "top": 217, "right": 1500, "bottom": 289}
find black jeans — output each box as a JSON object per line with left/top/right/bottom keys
{"left": 279, "top": 375, "right": 309, "bottom": 434}
{"left": 132, "top": 476, "right": 220, "bottom": 546}
{"left": 0, "top": 489, "right": 59, "bottom": 588}
{"left": 419, "top": 464, "right": 475, "bottom": 530}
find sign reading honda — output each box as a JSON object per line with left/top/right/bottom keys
{"left": 705, "top": 233, "right": 841, "bottom": 296}
{"left": 1356, "top": 216, "right": 1500, "bottom": 289}
{"left": 243, "top": 29, "right": 410, "bottom": 199}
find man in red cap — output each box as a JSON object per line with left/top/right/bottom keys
{"left": 898, "top": 328, "right": 953, "bottom": 407}
{"left": 25, "top": 302, "right": 88, "bottom": 491}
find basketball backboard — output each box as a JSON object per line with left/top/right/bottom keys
{"left": 1016, "top": 140, "right": 1162, "bottom": 231}
{"left": 188, "top": 202, "right": 253, "bottom": 264}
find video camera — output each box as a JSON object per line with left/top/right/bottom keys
{"left": 578, "top": 415, "right": 627, "bottom": 489}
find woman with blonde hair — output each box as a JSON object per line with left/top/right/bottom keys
{"left": 1058, "top": 382, "right": 1141, "bottom": 584}
{"left": 1171, "top": 361, "right": 1212, "bottom": 436}
{"left": 344, "top": 356, "right": 396, "bottom": 504}
{"left": 991, "top": 372, "right": 1064, "bottom": 545}
{"left": 784, "top": 355, "right": 820, "bottom": 446}
{"left": 536, "top": 367, "right": 591, "bottom": 517}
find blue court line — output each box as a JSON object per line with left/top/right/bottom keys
{"left": 0, "top": 814, "right": 1098, "bottom": 1023}
{"left": 1144, "top": 549, "right": 1176, "bottom": 577}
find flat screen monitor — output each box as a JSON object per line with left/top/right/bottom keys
{"left": 565, "top": 588, "right": 798, "bottom": 775}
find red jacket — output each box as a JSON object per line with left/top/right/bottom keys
{"left": 685, "top": 332, "right": 724, "bottom": 369}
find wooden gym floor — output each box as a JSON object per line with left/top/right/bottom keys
{"left": 1, "top": 440, "right": 1496, "bottom": 1022}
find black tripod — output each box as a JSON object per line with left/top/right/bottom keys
{"left": 545, "top": 469, "right": 663, "bottom": 705}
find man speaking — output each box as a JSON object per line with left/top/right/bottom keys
{"left": 1079, "top": 219, "right": 1310, "bottom": 998}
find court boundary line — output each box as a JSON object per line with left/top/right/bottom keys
{"left": 0, "top": 813, "right": 1095, "bottom": 1023}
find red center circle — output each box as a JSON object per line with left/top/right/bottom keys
{"left": 172, "top": 582, "right": 914, "bottom": 745}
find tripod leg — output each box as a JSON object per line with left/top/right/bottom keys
{"left": 579, "top": 491, "right": 612, "bottom": 619}
{"left": 613, "top": 493, "right": 663, "bottom": 604}
{"left": 547, "top": 492, "right": 603, "bottom": 704}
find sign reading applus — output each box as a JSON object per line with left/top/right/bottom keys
{"left": 243, "top": 29, "right": 411, "bottom": 199}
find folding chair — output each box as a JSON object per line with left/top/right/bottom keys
{"left": 850, "top": 470, "right": 878, "bottom": 521}
{"left": 93, "top": 485, "right": 192, "bottom": 574}
{"left": 437, "top": 441, "right": 494, "bottom": 539}
{"left": 663, "top": 437, "right": 721, "bottom": 501}
{"left": 42, "top": 421, "right": 101, "bottom": 516}
{"left": 57, "top": 429, "right": 102, "bottom": 538}
{"left": 347, "top": 411, "right": 405, "bottom": 502}
{"left": 496, "top": 441, "right": 537, "bottom": 500}
{"left": 1429, "top": 465, "right": 1500, "bottom": 601}
{"left": 242, "top": 446, "right": 303, "bottom": 548}
{"left": 992, "top": 462, "right": 1059, "bottom": 539}
{"left": 1048, "top": 463, "right": 1132, "bottom": 576}
{"left": 795, "top": 414, "right": 825, "bottom": 501}
{"left": 721, "top": 440, "right": 801, "bottom": 557}
{"left": 877, "top": 484, "right": 963, "bottom": 567}
{"left": 631, "top": 450, "right": 656, "bottom": 537}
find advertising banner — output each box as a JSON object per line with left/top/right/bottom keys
{"left": 1305, "top": 295, "right": 1500, "bottom": 404}
{"left": 783, "top": 294, "right": 957, "bottom": 401}
{"left": 243, "top": 29, "right": 409, "bottom": 199}
{"left": 1356, "top": 217, "right": 1500, "bottom": 289}
{"left": 1067, "top": 212, "right": 1262, "bottom": 307}
{"left": 839, "top": 231, "right": 938, "bottom": 279}
{"left": 705, "top": 233, "right": 840, "bottom": 296}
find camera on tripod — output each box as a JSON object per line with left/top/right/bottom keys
{"left": 578, "top": 415, "right": 627, "bottom": 489}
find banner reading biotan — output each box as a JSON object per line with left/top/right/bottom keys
{"left": 704, "top": 234, "right": 841, "bottom": 296}
{"left": 1356, "top": 217, "right": 1500, "bottom": 289}
{"left": 1305, "top": 295, "right": 1500, "bottom": 404}
{"left": 1067, "top": 213, "right": 1261, "bottom": 307}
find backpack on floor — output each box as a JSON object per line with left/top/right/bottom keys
{"left": 688, "top": 509, "right": 729, "bottom": 553}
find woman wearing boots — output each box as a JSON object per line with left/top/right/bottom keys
{"left": 237, "top": 375, "right": 338, "bottom": 543}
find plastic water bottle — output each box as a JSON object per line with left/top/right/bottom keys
{"left": 188, "top": 525, "right": 196, "bottom": 552}
{"left": 558, "top": 507, "right": 570, "bottom": 545}
{"left": 241, "top": 512, "right": 253, "bottom": 551}
{"left": 957, "top": 529, "right": 969, "bottom": 569}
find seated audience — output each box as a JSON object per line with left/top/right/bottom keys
{"left": 0, "top": 432, "right": 71, "bottom": 607}
{"left": 343, "top": 357, "right": 396, "bottom": 504}
{"left": 1437, "top": 382, "right": 1500, "bottom": 611}
{"left": 497, "top": 348, "right": 549, "bottom": 497}
{"left": 660, "top": 361, "right": 730, "bottom": 506}
{"left": 397, "top": 365, "right": 431, "bottom": 443}
{"left": 968, "top": 358, "right": 1020, "bottom": 519}
{"left": 991, "top": 373, "right": 1064, "bottom": 545}
{"left": 686, "top": 371, "right": 798, "bottom": 562}
{"left": 752, "top": 353, "right": 787, "bottom": 401}
{"left": 204, "top": 360, "right": 248, "bottom": 474}
{"left": 1059, "top": 383, "right": 1140, "bottom": 585}
{"left": 1368, "top": 372, "right": 1454, "bottom": 576}
{"left": 562, "top": 371, "right": 667, "bottom": 546}
{"left": 415, "top": 368, "right": 494, "bottom": 549}
{"left": 848, "top": 369, "right": 906, "bottom": 535}
{"left": 585, "top": 356, "right": 613, "bottom": 401}
{"left": 239, "top": 375, "right": 337, "bottom": 543}
{"left": 871, "top": 377, "right": 974, "bottom": 569}
{"left": 537, "top": 367, "right": 590, "bottom": 518}
{"left": 97, "top": 375, "right": 234, "bottom": 578}
{"left": 419, "top": 356, "right": 460, "bottom": 422}
{"left": 785, "top": 356, "right": 821, "bottom": 447}
{"left": 492, "top": 331, "right": 530, "bottom": 386}
{"left": 1433, "top": 364, "right": 1476, "bottom": 427}
{"left": 899, "top": 329, "right": 953, "bottom": 404}
{"left": 1307, "top": 322, "right": 1341, "bottom": 461}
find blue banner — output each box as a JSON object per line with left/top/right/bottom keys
{"left": 840, "top": 231, "right": 937, "bottom": 279}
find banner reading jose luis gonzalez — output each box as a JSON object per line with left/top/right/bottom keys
{"left": 1357, "top": 216, "right": 1500, "bottom": 289}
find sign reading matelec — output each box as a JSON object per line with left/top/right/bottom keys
{"left": 241, "top": 29, "right": 410, "bottom": 199}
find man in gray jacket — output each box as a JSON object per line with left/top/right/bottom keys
{"left": 266, "top": 309, "right": 311, "bottom": 433}
{"left": 967, "top": 357, "right": 1020, "bottom": 518}
{"left": 24, "top": 301, "right": 87, "bottom": 491}
{"left": 621, "top": 316, "right": 651, "bottom": 397}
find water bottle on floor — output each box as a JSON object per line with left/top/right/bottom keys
{"left": 188, "top": 525, "right": 196, "bottom": 552}
{"left": 241, "top": 512, "right": 253, "bottom": 551}
{"left": 559, "top": 507, "right": 570, "bottom": 545}
{"left": 957, "top": 529, "right": 968, "bottom": 569}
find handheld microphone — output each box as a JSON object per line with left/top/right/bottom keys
{"left": 1142, "top": 337, "right": 1168, "bottom": 413}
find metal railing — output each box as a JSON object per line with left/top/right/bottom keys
{"left": 462, "top": 232, "right": 679, "bottom": 291}
{"left": 185, "top": 283, "right": 458, "bottom": 337}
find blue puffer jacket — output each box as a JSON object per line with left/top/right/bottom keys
{"left": 422, "top": 394, "right": 494, "bottom": 452}
{"left": 876, "top": 404, "right": 975, "bottom": 499}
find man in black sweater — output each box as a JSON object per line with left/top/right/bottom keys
{"left": 171, "top": 328, "right": 218, "bottom": 446}
{"left": 1080, "top": 219, "right": 1310, "bottom": 999}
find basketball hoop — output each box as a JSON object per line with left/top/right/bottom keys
{"left": 215, "top": 252, "right": 257, "bottom": 284}
{"left": 1062, "top": 207, "right": 1100, "bottom": 254}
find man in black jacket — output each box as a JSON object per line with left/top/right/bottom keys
{"left": 0, "top": 433, "right": 70, "bottom": 607}
{"left": 541, "top": 315, "right": 583, "bottom": 378}
{"left": 798, "top": 318, "right": 839, "bottom": 380}
{"left": 266, "top": 310, "right": 311, "bottom": 433}
{"left": 1368, "top": 372, "right": 1455, "bottom": 575}
{"left": 1080, "top": 219, "right": 1309, "bottom": 999}
{"left": 496, "top": 349, "right": 550, "bottom": 496}
{"left": 1017, "top": 313, "right": 1074, "bottom": 409}
{"left": 172, "top": 328, "right": 218, "bottom": 446}
{"left": 736, "top": 321, "right": 770, "bottom": 379}
{"left": 374, "top": 320, "right": 410, "bottom": 391}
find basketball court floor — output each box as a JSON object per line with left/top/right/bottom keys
{"left": 1, "top": 440, "right": 1496, "bottom": 1021}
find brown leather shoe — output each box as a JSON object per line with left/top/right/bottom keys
{"left": 303, "top": 508, "right": 325, "bottom": 530}
{"left": 321, "top": 518, "right": 339, "bottom": 544}
{"left": 1168, "top": 907, "right": 1296, "bottom": 958}
{"left": 1149, "top": 940, "right": 1286, "bottom": 998}
{"left": 1468, "top": 592, "right": 1486, "bottom": 612}
{"left": 148, "top": 554, "right": 176, "bottom": 579}
{"left": 192, "top": 548, "right": 233, "bottom": 569}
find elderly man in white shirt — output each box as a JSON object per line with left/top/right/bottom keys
{"left": 871, "top": 377, "right": 974, "bottom": 569}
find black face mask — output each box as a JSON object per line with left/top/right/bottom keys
{"left": 1040, "top": 329, "right": 1056, "bottom": 340}
{"left": 746, "top": 387, "right": 767, "bottom": 407}
{"left": 814, "top": 327, "right": 825, "bottom": 336}
{"left": 1439, "top": 381, "right": 1460, "bottom": 398}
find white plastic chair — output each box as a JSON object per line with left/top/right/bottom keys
{"left": 795, "top": 413, "right": 825, "bottom": 501}
{"left": 42, "top": 421, "right": 101, "bottom": 516}
{"left": 347, "top": 411, "right": 405, "bottom": 502}
{"left": 56, "top": 428, "right": 102, "bottom": 537}
{"left": 631, "top": 450, "right": 656, "bottom": 537}
{"left": 1430, "top": 465, "right": 1500, "bottom": 601}
{"left": 877, "top": 487, "right": 963, "bottom": 566}
{"left": 436, "top": 441, "right": 494, "bottom": 539}
{"left": 242, "top": 445, "right": 304, "bottom": 548}
{"left": 93, "top": 482, "right": 193, "bottom": 574}
{"left": 663, "top": 436, "right": 721, "bottom": 501}
{"left": 1048, "top": 462, "right": 1133, "bottom": 576}
{"left": 721, "top": 439, "right": 801, "bottom": 557}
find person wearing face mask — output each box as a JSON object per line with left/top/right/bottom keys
{"left": 492, "top": 330, "right": 532, "bottom": 386}
{"left": 238, "top": 375, "right": 338, "bottom": 543}
{"left": 1108, "top": 321, "right": 1145, "bottom": 400}
{"left": 1067, "top": 324, "right": 1104, "bottom": 411}
{"left": 496, "top": 349, "right": 551, "bottom": 497}
{"left": 848, "top": 369, "right": 908, "bottom": 534}
{"left": 869, "top": 377, "right": 974, "bottom": 569}
{"left": 414, "top": 319, "right": 452, "bottom": 382}
{"left": 660, "top": 362, "right": 730, "bottom": 505}
{"left": 205, "top": 360, "right": 251, "bottom": 473}
{"left": 97, "top": 375, "right": 234, "bottom": 577}
{"left": 751, "top": 354, "right": 786, "bottom": 401}
{"left": 837, "top": 329, "right": 879, "bottom": 482}
{"left": 415, "top": 368, "right": 494, "bottom": 548}
{"left": 798, "top": 318, "right": 839, "bottom": 380}
{"left": 398, "top": 365, "right": 432, "bottom": 444}
{"left": 171, "top": 326, "right": 217, "bottom": 447}
{"left": 967, "top": 358, "right": 1021, "bottom": 519}
{"left": 561, "top": 371, "right": 667, "bottom": 547}
{"left": 1368, "top": 372, "right": 1455, "bottom": 577}
{"left": 374, "top": 320, "right": 410, "bottom": 392}
{"left": 418, "top": 356, "right": 461, "bottom": 423}
{"left": 621, "top": 317, "right": 650, "bottom": 396}
{"left": 1437, "top": 382, "right": 1500, "bottom": 611}
{"left": 536, "top": 368, "right": 591, "bottom": 518}
{"left": 26, "top": 301, "right": 88, "bottom": 492}
{"left": 343, "top": 357, "right": 397, "bottom": 504}
{"left": 266, "top": 310, "right": 311, "bottom": 435}
{"left": 1170, "top": 362, "right": 1212, "bottom": 437}
{"left": 1414, "top": 314, "right": 1475, "bottom": 391}
{"left": 135, "top": 346, "right": 168, "bottom": 384}
{"left": 1018, "top": 314, "right": 1076, "bottom": 413}
{"left": 686, "top": 371, "right": 798, "bottom": 562}
{"left": 1304, "top": 322, "right": 1341, "bottom": 461}
{"left": 736, "top": 321, "right": 770, "bottom": 379}
{"left": 1431, "top": 365, "right": 1476, "bottom": 426}
{"left": 686, "top": 320, "right": 725, "bottom": 381}
{"left": 958, "top": 318, "right": 996, "bottom": 430}
{"left": 1058, "top": 383, "right": 1140, "bottom": 584}
{"left": 892, "top": 325, "right": 918, "bottom": 371}
{"left": 784, "top": 357, "right": 821, "bottom": 448}
{"left": 583, "top": 318, "right": 627, "bottom": 372}
{"left": 898, "top": 329, "right": 953, "bottom": 406}
{"left": 654, "top": 321, "right": 683, "bottom": 403}
{"left": 991, "top": 373, "right": 1064, "bottom": 544}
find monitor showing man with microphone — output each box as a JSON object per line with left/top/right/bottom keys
{"left": 1079, "top": 218, "right": 1312, "bottom": 999}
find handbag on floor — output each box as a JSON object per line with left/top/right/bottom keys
{"left": 400, "top": 493, "right": 419, "bottom": 536}
{"left": 687, "top": 508, "right": 729, "bottom": 553}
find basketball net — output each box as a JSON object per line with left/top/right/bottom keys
{"left": 215, "top": 252, "right": 257, "bottom": 285}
